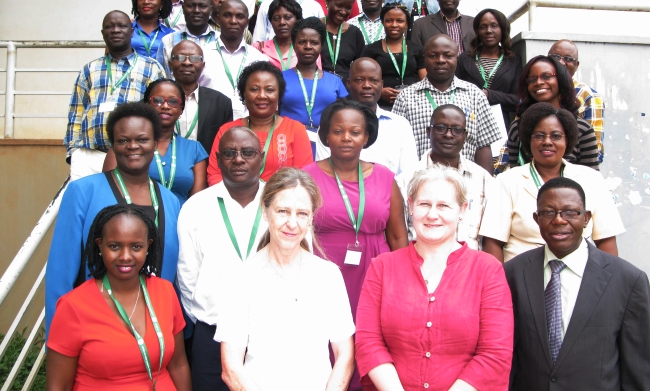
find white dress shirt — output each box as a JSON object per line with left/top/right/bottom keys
{"left": 316, "top": 106, "right": 418, "bottom": 175}
{"left": 215, "top": 249, "right": 355, "bottom": 390}
{"left": 252, "top": 0, "right": 324, "bottom": 43}
{"left": 166, "top": 1, "right": 186, "bottom": 32}
{"left": 543, "top": 239, "right": 589, "bottom": 338}
{"left": 176, "top": 181, "right": 267, "bottom": 326}
{"left": 202, "top": 38, "right": 270, "bottom": 119}
{"left": 177, "top": 86, "right": 199, "bottom": 141}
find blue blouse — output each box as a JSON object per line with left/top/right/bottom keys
{"left": 149, "top": 135, "right": 208, "bottom": 206}
{"left": 280, "top": 69, "right": 348, "bottom": 156}
{"left": 131, "top": 19, "right": 174, "bottom": 65}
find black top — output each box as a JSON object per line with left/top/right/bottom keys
{"left": 361, "top": 39, "right": 425, "bottom": 108}
{"left": 321, "top": 24, "right": 366, "bottom": 82}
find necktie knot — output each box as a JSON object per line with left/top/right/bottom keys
{"left": 549, "top": 259, "right": 566, "bottom": 274}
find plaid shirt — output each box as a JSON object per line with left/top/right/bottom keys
{"left": 574, "top": 80, "right": 604, "bottom": 162}
{"left": 348, "top": 13, "right": 385, "bottom": 44}
{"left": 442, "top": 10, "right": 464, "bottom": 53}
{"left": 64, "top": 51, "right": 164, "bottom": 156}
{"left": 392, "top": 76, "right": 502, "bottom": 160}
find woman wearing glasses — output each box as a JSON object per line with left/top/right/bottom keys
{"left": 503, "top": 55, "right": 599, "bottom": 171}
{"left": 207, "top": 61, "right": 313, "bottom": 185}
{"left": 104, "top": 78, "right": 208, "bottom": 205}
{"left": 480, "top": 102, "right": 624, "bottom": 263}
{"left": 359, "top": 3, "right": 426, "bottom": 110}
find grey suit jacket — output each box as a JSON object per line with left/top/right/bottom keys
{"left": 411, "top": 13, "right": 475, "bottom": 53}
{"left": 196, "top": 86, "right": 233, "bottom": 157}
{"left": 504, "top": 243, "right": 650, "bottom": 391}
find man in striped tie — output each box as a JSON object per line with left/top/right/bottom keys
{"left": 504, "top": 177, "right": 650, "bottom": 391}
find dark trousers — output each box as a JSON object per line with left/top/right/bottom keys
{"left": 192, "top": 321, "right": 230, "bottom": 391}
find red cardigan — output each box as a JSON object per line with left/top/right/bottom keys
{"left": 355, "top": 242, "right": 513, "bottom": 391}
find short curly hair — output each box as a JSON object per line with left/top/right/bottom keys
{"left": 268, "top": 0, "right": 303, "bottom": 22}
{"left": 143, "top": 78, "right": 186, "bottom": 111}
{"left": 85, "top": 204, "right": 162, "bottom": 279}
{"left": 519, "top": 102, "right": 579, "bottom": 159}
{"left": 318, "top": 100, "right": 379, "bottom": 149}
{"left": 132, "top": 0, "right": 173, "bottom": 20}
{"left": 106, "top": 102, "right": 162, "bottom": 144}
{"left": 291, "top": 16, "right": 326, "bottom": 45}
{"left": 236, "top": 61, "right": 287, "bottom": 107}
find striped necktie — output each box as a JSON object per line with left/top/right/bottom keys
{"left": 545, "top": 259, "right": 567, "bottom": 364}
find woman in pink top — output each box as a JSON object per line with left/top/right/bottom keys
{"left": 355, "top": 164, "right": 514, "bottom": 391}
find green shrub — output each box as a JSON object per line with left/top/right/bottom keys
{"left": 0, "top": 328, "right": 46, "bottom": 391}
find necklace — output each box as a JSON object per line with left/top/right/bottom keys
{"left": 267, "top": 249, "right": 303, "bottom": 302}
{"left": 101, "top": 282, "right": 141, "bottom": 321}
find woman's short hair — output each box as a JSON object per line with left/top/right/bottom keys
{"left": 132, "top": 0, "right": 173, "bottom": 20}
{"left": 85, "top": 204, "right": 162, "bottom": 279}
{"left": 291, "top": 16, "right": 327, "bottom": 45}
{"left": 268, "top": 0, "right": 303, "bottom": 22}
{"left": 257, "top": 167, "right": 323, "bottom": 253}
{"left": 516, "top": 55, "right": 579, "bottom": 117}
{"left": 318, "top": 100, "right": 379, "bottom": 149}
{"left": 106, "top": 102, "right": 162, "bottom": 144}
{"left": 380, "top": 3, "right": 410, "bottom": 23}
{"left": 143, "top": 78, "right": 186, "bottom": 111}
{"left": 519, "top": 102, "right": 579, "bottom": 159}
{"left": 469, "top": 9, "right": 513, "bottom": 58}
{"left": 407, "top": 163, "right": 468, "bottom": 207}
{"left": 236, "top": 61, "right": 287, "bottom": 107}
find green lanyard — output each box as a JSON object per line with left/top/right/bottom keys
{"left": 216, "top": 41, "right": 249, "bottom": 91}
{"left": 113, "top": 169, "right": 159, "bottom": 227}
{"left": 324, "top": 17, "right": 342, "bottom": 74}
{"left": 182, "top": 31, "right": 214, "bottom": 44}
{"left": 106, "top": 53, "right": 139, "bottom": 96}
{"left": 217, "top": 197, "right": 263, "bottom": 260}
{"left": 386, "top": 38, "right": 407, "bottom": 84}
{"left": 359, "top": 19, "right": 383, "bottom": 44}
{"left": 165, "top": 8, "right": 183, "bottom": 29}
{"left": 252, "top": 114, "right": 276, "bottom": 176}
{"left": 296, "top": 69, "right": 318, "bottom": 127}
{"left": 273, "top": 38, "right": 293, "bottom": 71}
{"left": 329, "top": 158, "right": 365, "bottom": 244}
{"left": 137, "top": 28, "right": 160, "bottom": 57}
{"left": 530, "top": 160, "right": 564, "bottom": 189}
{"left": 153, "top": 135, "right": 177, "bottom": 190}
{"left": 175, "top": 109, "right": 199, "bottom": 138}
{"left": 476, "top": 52, "right": 504, "bottom": 89}
{"left": 424, "top": 89, "right": 456, "bottom": 110}
{"left": 415, "top": 0, "right": 423, "bottom": 15}
{"left": 102, "top": 275, "right": 165, "bottom": 390}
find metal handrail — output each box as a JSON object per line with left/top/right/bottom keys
{"left": 508, "top": 0, "right": 650, "bottom": 30}
{"left": 0, "top": 40, "right": 105, "bottom": 139}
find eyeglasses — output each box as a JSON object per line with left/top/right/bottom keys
{"left": 525, "top": 73, "right": 556, "bottom": 85}
{"left": 549, "top": 53, "right": 578, "bottom": 64}
{"left": 427, "top": 124, "right": 466, "bottom": 136}
{"left": 149, "top": 96, "right": 182, "bottom": 108}
{"left": 536, "top": 209, "right": 586, "bottom": 220}
{"left": 220, "top": 149, "right": 261, "bottom": 160}
{"left": 532, "top": 132, "right": 564, "bottom": 141}
{"left": 170, "top": 54, "right": 204, "bottom": 63}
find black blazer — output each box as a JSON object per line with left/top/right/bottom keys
{"left": 504, "top": 243, "right": 650, "bottom": 391}
{"left": 197, "top": 86, "right": 233, "bottom": 156}
{"left": 455, "top": 51, "right": 522, "bottom": 127}
{"left": 411, "top": 13, "right": 475, "bottom": 54}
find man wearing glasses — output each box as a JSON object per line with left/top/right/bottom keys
{"left": 170, "top": 40, "right": 233, "bottom": 154}
{"left": 505, "top": 177, "right": 650, "bottom": 391}
{"left": 177, "top": 126, "right": 268, "bottom": 390}
{"left": 397, "top": 104, "right": 493, "bottom": 248}
{"left": 549, "top": 40, "right": 605, "bottom": 163}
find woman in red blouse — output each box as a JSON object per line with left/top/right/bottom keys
{"left": 355, "top": 164, "right": 513, "bottom": 391}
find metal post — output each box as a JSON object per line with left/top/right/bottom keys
{"left": 529, "top": 3, "right": 537, "bottom": 31}
{"left": 4, "top": 41, "right": 16, "bottom": 138}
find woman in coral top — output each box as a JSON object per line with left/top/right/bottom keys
{"left": 355, "top": 164, "right": 514, "bottom": 391}
{"left": 46, "top": 204, "right": 191, "bottom": 391}
{"left": 207, "top": 61, "right": 313, "bottom": 185}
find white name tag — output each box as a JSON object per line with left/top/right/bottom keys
{"left": 99, "top": 101, "right": 117, "bottom": 113}
{"left": 344, "top": 243, "right": 363, "bottom": 266}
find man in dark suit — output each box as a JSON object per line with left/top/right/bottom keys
{"left": 505, "top": 177, "right": 650, "bottom": 391}
{"left": 411, "top": 0, "right": 475, "bottom": 54}
{"left": 170, "top": 40, "right": 233, "bottom": 155}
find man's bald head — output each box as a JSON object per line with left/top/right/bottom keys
{"left": 548, "top": 39, "right": 580, "bottom": 77}
{"left": 424, "top": 34, "right": 459, "bottom": 55}
{"left": 170, "top": 41, "right": 206, "bottom": 86}
{"left": 424, "top": 34, "right": 458, "bottom": 86}
{"left": 350, "top": 57, "right": 381, "bottom": 76}
{"left": 219, "top": 126, "right": 259, "bottom": 151}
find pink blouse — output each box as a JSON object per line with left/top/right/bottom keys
{"left": 255, "top": 39, "right": 322, "bottom": 70}
{"left": 355, "top": 242, "right": 514, "bottom": 391}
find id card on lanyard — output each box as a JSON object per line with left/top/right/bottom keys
{"left": 329, "top": 158, "right": 365, "bottom": 266}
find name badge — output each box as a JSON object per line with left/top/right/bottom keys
{"left": 344, "top": 243, "right": 363, "bottom": 266}
{"left": 413, "top": 15, "right": 425, "bottom": 21}
{"left": 99, "top": 101, "right": 117, "bottom": 113}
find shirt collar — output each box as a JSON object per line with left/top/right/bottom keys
{"left": 421, "top": 149, "right": 467, "bottom": 174}
{"left": 218, "top": 37, "right": 247, "bottom": 54}
{"left": 375, "top": 106, "right": 392, "bottom": 120}
{"left": 544, "top": 238, "right": 589, "bottom": 278}
{"left": 415, "top": 76, "right": 463, "bottom": 93}
{"left": 188, "top": 86, "right": 200, "bottom": 101}
{"left": 440, "top": 10, "right": 462, "bottom": 22}
{"left": 107, "top": 50, "right": 137, "bottom": 64}
{"left": 214, "top": 180, "right": 265, "bottom": 206}
{"left": 360, "top": 13, "right": 381, "bottom": 23}
{"left": 182, "top": 25, "right": 216, "bottom": 39}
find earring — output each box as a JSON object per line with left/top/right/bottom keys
{"left": 146, "top": 252, "right": 149, "bottom": 255}
{"left": 99, "top": 252, "right": 102, "bottom": 256}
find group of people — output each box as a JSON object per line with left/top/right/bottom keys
{"left": 44, "top": 0, "right": 649, "bottom": 390}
